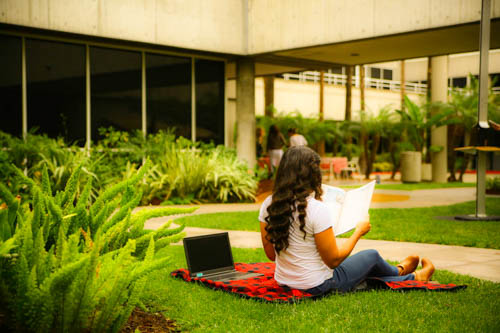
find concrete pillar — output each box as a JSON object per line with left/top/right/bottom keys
{"left": 236, "top": 57, "right": 256, "bottom": 168}
{"left": 430, "top": 56, "right": 448, "bottom": 183}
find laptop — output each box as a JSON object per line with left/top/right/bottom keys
{"left": 183, "top": 232, "right": 263, "bottom": 282}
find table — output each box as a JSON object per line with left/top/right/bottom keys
{"left": 320, "top": 157, "right": 348, "bottom": 180}
{"left": 454, "top": 146, "right": 500, "bottom": 154}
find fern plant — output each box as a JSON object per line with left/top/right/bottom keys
{"left": 0, "top": 159, "right": 196, "bottom": 332}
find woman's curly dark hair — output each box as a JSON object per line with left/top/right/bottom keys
{"left": 265, "top": 146, "right": 323, "bottom": 254}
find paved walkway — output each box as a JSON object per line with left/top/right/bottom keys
{"left": 143, "top": 187, "right": 500, "bottom": 283}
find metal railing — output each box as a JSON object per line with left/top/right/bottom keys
{"left": 282, "top": 71, "right": 428, "bottom": 95}
{"left": 282, "top": 71, "right": 500, "bottom": 95}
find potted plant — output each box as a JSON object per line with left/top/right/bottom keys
{"left": 397, "top": 96, "right": 454, "bottom": 183}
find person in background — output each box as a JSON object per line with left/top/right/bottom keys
{"left": 266, "top": 125, "right": 287, "bottom": 176}
{"left": 288, "top": 128, "right": 308, "bottom": 147}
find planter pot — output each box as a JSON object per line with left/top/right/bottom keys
{"left": 486, "top": 189, "right": 500, "bottom": 195}
{"left": 400, "top": 151, "right": 422, "bottom": 183}
{"left": 421, "top": 163, "right": 432, "bottom": 182}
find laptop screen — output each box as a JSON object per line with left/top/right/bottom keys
{"left": 183, "top": 233, "right": 234, "bottom": 274}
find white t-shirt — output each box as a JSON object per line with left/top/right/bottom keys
{"left": 259, "top": 195, "right": 334, "bottom": 290}
{"left": 289, "top": 134, "right": 308, "bottom": 147}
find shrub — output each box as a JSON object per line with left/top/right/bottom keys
{"left": 0, "top": 160, "right": 196, "bottom": 332}
{"left": 486, "top": 177, "right": 500, "bottom": 191}
{"left": 0, "top": 129, "right": 258, "bottom": 205}
{"left": 373, "top": 162, "right": 393, "bottom": 172}
{"left": 141, "top": 142, "right": 257, "bottom": 204}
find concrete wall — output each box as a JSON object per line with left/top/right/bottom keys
{"left": 3, "top": 0, "right": 500, "bottom": 56}
{"left": 226, "top": 61, "right": 305, "bottom": 79}
{"left": 403, "top": 50, "right": 500, "bottom": 81}
{"left": 0, "top": 0, "right": 246, "bottom": 54}
{"left": 249, "top": 78, "right": 421, "bottom": 120}
{"left": 363, "top": 50, "right": 500, "bottom": 82}
{"left": 248, "top": 0, "right": 500, "bottom": 54}
{"left": 225, "top": 76, "right": 423, "bottom": 149}
{"left": 448, "top": 50, "right": 500, "bottom": 77}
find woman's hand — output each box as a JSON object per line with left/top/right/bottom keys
{"left": 355, "top": 217, "right": 371, "bottom": 236}
{"left": 315, "top": 216, "right": 370, "bottom": 269}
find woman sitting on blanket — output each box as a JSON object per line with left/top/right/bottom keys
{"left": 259, "top": 146, "right": 435, "bottom": 295}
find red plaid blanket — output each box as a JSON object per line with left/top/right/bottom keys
{"left": 366, "top": 278, "right": 467, "bottom": 291}
{"left": 170, "top": 262, "right": 466, "bottom": 303}
{"left": 171, "top": 263, "right": 311, "bottom": 303}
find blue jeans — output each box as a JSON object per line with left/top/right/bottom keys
{"left": 305, "top": 249, "right": 415, "bottom": 295}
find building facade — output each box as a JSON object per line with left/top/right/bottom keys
{"left": 0, "top": 32, "right": 226, "bottom": 146}
{"left": 1, "top": 0, "right": 500, "bottom": 171}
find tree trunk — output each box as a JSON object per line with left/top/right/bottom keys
{"left": 345, "top": 66, "right": 353, "bottom": 159}
{"left": 426, "top": 57, "right": 432, "bottom": 102}
{"left": 318, "top": 70, "right": 326, "bottom": 156}
{"left": 389, "top": 140, "right": 398, "bottom": 180}
{"left": 458, "top": 130, "right": 472, "bottom": 182}
{"left": 360, "top": 65, "right": 365, "bottom": 111}
{"left": 264, "top": 76, "right": 274, "bottom": 117}
{"left": 447, "top": 124, "right": 464, "bottom": 182}
{"left": 400, "top": 60, "right": 405, "bottom": 111}
{"left": 362, "top": 131, "right": 369, "bottom": 179}
{"left": 345, "top": 66, "right": 352, "bottom": 121}
{"left": 365, "top": 133, "right": 380, "bottom": 179}
{"left": 332, "top": 138, "right": 338, "bottom": 156}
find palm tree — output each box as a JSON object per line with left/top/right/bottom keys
{"left": 386, "top": 119, "right": 407, "bottom": 180}
{"left": 440, "top": 75, "right": 500, "bottom": 181}
{"left": 397, "top": 96, "right": 455, "bottom": 158}
{"left": 256, "top": 111, "right": 338, "bottom": 153}
{"left": 359, "top": 106, "right": 394, "bottom": 179}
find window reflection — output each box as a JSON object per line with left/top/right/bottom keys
{"left": 26, "top": 39, "right": 86, "bottom": 144}
{"left": 1, "top": 36, "right": 226, "bottom": 146}
{"left": 0, "top": 35, "right": 22, "bottom": 137}
{"left": 90, "top": 47, "right": 141, "bottom": 141}
{"left": 146, "top": 53, "right": 191, "bottom": 138}
{"left": 195, "top": 59, "right": 225, "bottom": 145}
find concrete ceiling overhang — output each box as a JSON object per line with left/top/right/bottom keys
{"left": 254, "top": 20, "right": 500, "bottom": 68}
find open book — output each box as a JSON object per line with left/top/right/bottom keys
{"left": 321, "top": 181, "right": 376, "bottom": 236}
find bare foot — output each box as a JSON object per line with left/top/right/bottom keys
{"left": 397, "top": 255, "right": 419, "bottom": 276}
{"left": 414, "top": 258, "right": 435, "bottom": 281}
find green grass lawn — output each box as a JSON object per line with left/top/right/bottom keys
{"left": 341, "top": 182, "right": 476, "bottom": 190}
{"left": 175, "top": 198, "right": 500, "bottom": 249}
{"left": 142, "top": 246, "right": 500, "bottom": 332}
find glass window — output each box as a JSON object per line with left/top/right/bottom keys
{"left": 146, "top": 53, "right": 191, "bottom": 138}
{"left": 492, "top": 73, "right": 500, "bottom": 87}
{"left": 195, "top": 59, "right": 225, "bottom": 145}
{"left": 90, "top": 47, "right": 141, "bottom": 141}
{"left": 383, "top": 69, "right": 392, "bottom": 80}
{"left": 26, "top": 39, "right": 86, "bottom": 144}
{"left": 0, "top": 35, "right": 22, "bottom": 137}
{"left": 452, "top": 77, "right": 467, "bottom": 88}
{"left": 370, "top": 67, "right": 381, "bottom": 79}
{"left": 331, "top": 67, "right": 343, "bottom": 74}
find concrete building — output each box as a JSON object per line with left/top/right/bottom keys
{"left": 1, "top": 0, "right": 500, "bottom": 177}
{"left": 246, "top": 50, "right": 500, "bottom": 121}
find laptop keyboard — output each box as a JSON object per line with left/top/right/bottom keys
{"left": 202, "top": 270, "right": 262, "bottom": 281}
